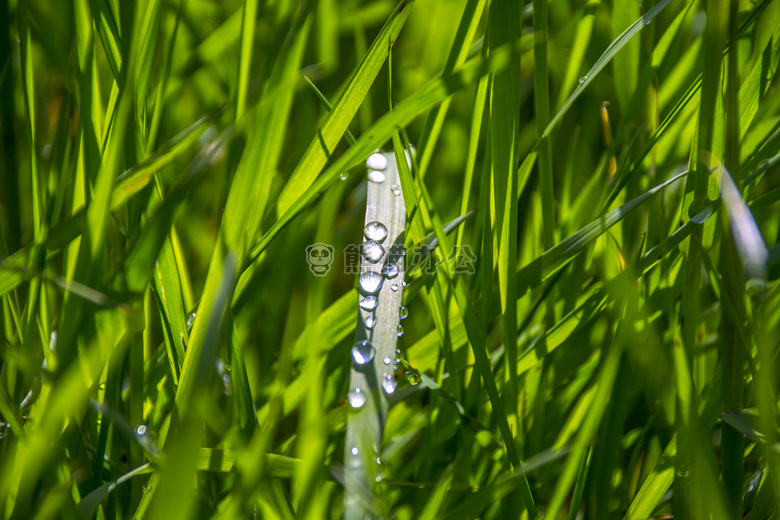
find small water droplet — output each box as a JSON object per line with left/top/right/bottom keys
{"left": 339, "top": 172, "right": 348, "bottom": 181}
{"left": 367, "top": 153, "right": 388, "bottom": 170}
{"left": 383, "top": 356, "right": 391, "bottom": 365}
{"left": 382, "top": 263, "right": 399, "bottom": 278}
{"left": 363, "top": 240, "right": 385, "bottom": 263}
{"left": 143, "top": 485, "right": 151, "bottom": 493}
{"left": 397, "top": 324, "right": 404, "bottom": 337}
{"left": 391, "top": 283, "right": 398, "bottom": 292}
{"left": 364, "top": 222, "right": 388, "bottom": 242}
{"left": 348, "top": 389, "right": 366, "bottom": 408}
{"left": 368, "top": 170, "right": 386, "bottom": 183}
{"left": 186, "top": 312, "right": 196, "bottom": 328}
{"left": 225, "top": 364, "right": 231, "bottom": 372}
{"left": 351, "top": 446, "right": 359, "bottom": 455}
{"left": 406, "top": 372, "right": 422, "bottom": 386}
{"left": 399, "top": 306, "right": 408, "bottom": 320}
{"left": 359, "top": 295, "right": 378, "bottom": 311}
{"left": 136, "top": 425, "right": 147, "bottom": 436}
{"left": 359, "top": 272, "right": 383, "bottom": 294}
{"left": 579, "top": 75, "right": 588, "bottom": 84}
{"left": 376, "top": 457, "right": 382, "bottom": 465}
{"left": 396, "top": 349, "right": 401, "bottom": 354}
{"left": 352, "top": 340, "right": 375, "bottom": 365}
{"left": 364, "top": 315, "right": 375, "bottom": 329}
{"left": 391, "top": 184, "right": 401, "bottom": 196}
{"left": 382, "top": 375, "right": 397, "bottom": 394}
{"left": 402, "top": 280, "right": 407, "bottom": 287}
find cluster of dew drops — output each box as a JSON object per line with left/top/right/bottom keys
{"left": 346, "top": 151, "right": 417, "bottom": 411}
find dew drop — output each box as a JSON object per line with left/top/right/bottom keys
{"left": 364, "top": 222, "right": 388, "bottom": 243}
{"left": 351, "top": 446, "right": 359, "bottom": 455}
{"left": 391, "top": 283, "right": 398, "bottom": 292}
{"left": 367, "top": 153, "right": 388, "bottom": 170}
{"left": 364, "top": 315, "right": 375, "bottom": 330}
{"left": 359, "top": 295, "right": 378, "bottom": 311}
{"left": 399, "top": 306, "right": 408, "bottom": 320}
{"left": 391, "top": 184, "right": 401, "bottom": 196}
{"left": 352, "top": 340, "right": 375, "bottom": 365}
{"left": 348, "top": 389, "right": 366, "bottom": 408}
{"left": 382, "top": 263, "right": 399, "bottom": 279}
{"left": 136, "top": 425, "right": 147, "bottom": 436}
{"left": 359, "top": 272, "right": 383, "bottom": 294}
{"left": 363, "top": 240, "right": 385, "bottom": 263}
{"left": 397, "top": 324, "right": 404, "bottom": 337}
{"left": 186, "top": 312, "right": 196, "bottom": 328}
{"left": 368, "top": 170, "right": 386, "bottom": 183}
{"left": 339, "top": 172, "right": 348, "bottom": 181}
{"left": 406, "top": 372, "right": 422, "bottom": 386}
{"left": 579, "top": 75, "right": 588, "bottom": 84}
{"left": 382, "top": 375, "right": 397, "bottom": 394}
{"left": 402, "top": 280, "right": 407, "bottom": 287}
{"left": 383, "top": 356, "right": 391, "bottom": 365}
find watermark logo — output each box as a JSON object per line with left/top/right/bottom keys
{"left": 306, "top": 242, "right": 477, "bottom": 276}
{"left": 305, "top": 243, "right": 335, "bottom": 276}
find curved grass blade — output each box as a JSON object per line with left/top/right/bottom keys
{"left": 541, "top": 0, "right": 674, "bottom": 140}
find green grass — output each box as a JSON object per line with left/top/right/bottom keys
{"left": 1, "top": 0, "right": 780, "bottom": 518}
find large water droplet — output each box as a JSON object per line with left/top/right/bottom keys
{"left": 352, "top": 340, "right": 375, "bottom": 365}
{"left": 359, "top": 295, "right": 378, "bottom": 311}
{"left": 382, "top": 263, "right": 399, "bottom": 279}
{"left": 406, "top": 372, "right": 422, "bottom": 386}
{"left": 363, "top": 240, "right": 385, "bottom": 263}
{"left": 364, "top": 315, "right": 375, "bottom": 329}
{"left": 399, "top": 306, "right": 408, "bottom": 320}
{"left": 368, "top": 170, "right": 386, "bottom": 183}
{"left": 391, "top": 184, "right": 401, "bottom": 196}
{"left": 579, "top": 75, "right": 588, "bottom": 84}
{"left": 359, "top": 272, "right": 383, "bottom": 294}
{"left": 136, "top": 425, "right": 147, "bottom": 436}
{"left": 397, "top": 324, "right": 404, "bottom": 337}
{"left": 364, "top": 222, "right": 388, "bottom": 243}
{"left": 348, "top": 389, "right": 366, "bottom": 408}
{"left": 382, "top": 375, "right": 397, "bottom": 394}
{"left": 367, "top": 153, "right": 388, "bottom": 170}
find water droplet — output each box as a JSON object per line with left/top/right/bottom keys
{"left": 376, "top": 457, "right": 382, "bottom": 465}
{"left": 143, "top": 485, "right": 152, "bottom": 493}
{"left": 391, "top": 283, "right": 398, "bottom": 292}
{"left": 399, "top": 306, "right": 408, "bottom": 319}
{"left": 222, "top": 374, "right": 232, "bottom": 396}
{"left": 402, "top": 280, "right": 407, "bottom": 287}
{"left": 363, "top": 240, "right": 385, "bottom": 263}
{"left": 359, "top": 272, "right": 383, "bottom": 294}
{"left": 364, "top": 315, "right": 375, "bottom": 329}
{"left": 359, "top": 295, "right": 378, "bottom": 311}
{"left": 136, "top": 425, "right": 147, "bottom": 436}
{"left": 225, "top": 364, "right": 231, "bottom": 372}
{"left": 391, "top": 184, "right": 401, "bottom": 196}
{"left": 383, "top": 356, "right": 391, "bottom": 365}
{"left": 364, "top": 222, "right": 388, "bottom": 242}
{"left": 579, "top": 75, "right": 588, "bottom": 84}
{"left": 382, "top": 263, "right": 399, "bottom": 278}
{"left": 382, "top": 375, "right": 397, "bottom": 394}
{"left": 396, "top": 349, "right": 401, "bottom": 354}
{"left": 351, "top": 446, "right": 359, "bottom": 455}
{"left": 367, "top": 153, "right": 388, "bottom": 170}
{"left": 348, "top": 389, "right": 366, "bottom": 408}
{"left": 406, "top": 372, "right": 422, "bottom": 386}
{"left": 368, "top": 170, "right": 386, "bottom": 183}
{"left": 352, "top": 340, "right": 375, "bottom": 365}
{"left": 397, "top": 324, "right": 404, "bottom": 337}
{"left": 339, "top": 172, "right": 348, "bottom": 181}
{"left": 186, "top": 312, "right": 196, "bottom": 328}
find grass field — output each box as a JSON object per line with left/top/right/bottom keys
{"left": 1, "top": 0, "right": 780, "bottom": 518}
